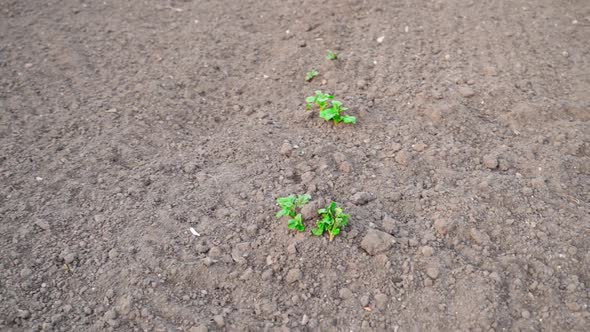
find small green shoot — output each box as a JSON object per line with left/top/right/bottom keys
{"left": 306, "top": 90, "right": 334, "bottom": 112}
{"left": 305, "top": 69, "right": 319, "bottom": 82}
{"left": 276, "top": 194, "right": 311, "bottom": 232}
{"left": 326, "top": 50, "right": 338, "bottom": 60}
{"left": 287, "top": 214, "right": 304, "bottom": 232}
{"left": 306, "top": 91, "right": 356, "bottom": 124}
{"left": 311, "top": 202, "right": 350, "bottom": 241}
{"left": 320, "top": 100, "right": 356, "bottom": 124}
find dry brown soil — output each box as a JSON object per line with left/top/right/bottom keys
{"left": 1, "top": 0, "right": 590, "bottom": 331}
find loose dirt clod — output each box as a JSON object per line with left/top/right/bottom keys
{"left": 286, "top": 269, "right": 302, "bottom": 283}
{"left": 361, "top": 229, "right": 396, "bottom": 255}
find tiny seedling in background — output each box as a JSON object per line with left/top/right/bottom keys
{"left": 306, "top": 91, "right": 356, "bottom": 125}
{"left": 311, "top": 202, "right": 350, "bottom": 241}
{"left": 276, "top": 194, "right": 311, "bottom": 232}
{"left": 326, "top": 50, "right": 338, "bottom": 60}
{"left": 305, "top": 69, "right": 319, "bottom": 82}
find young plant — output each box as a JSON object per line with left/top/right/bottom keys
{"left": 306, "top": 90, "right": 334, "bottom": 112}
{"left": 326, "top": 50, "right": 338, "bottom": 60}
{"left": 306, "top": 91, "right": 356, "bottom": 124}
{"left": 311, "top": 202, "right": 350, "bottom": 241}
{"left": 305, "top": 69, "right": 319, "bottom": 82}
{"left": 319, "top": 100, "right": 356, "bottom": 124}
{"left": 276, "top": 194, "right": 311, "bottom": 232}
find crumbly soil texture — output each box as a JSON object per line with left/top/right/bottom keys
{"left": 1, "top": 0, "right": 589, "bottom": 331}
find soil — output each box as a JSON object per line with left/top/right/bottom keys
{"left": 1, "top": 0, "right": 589, "bottom": 331}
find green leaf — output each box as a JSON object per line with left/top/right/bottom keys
{"left": 320, "top": 108, "right": 338, "bottom": 121}
{"left": 306, "top": 96, "right": 316, "bottom": 103}
{"left": 277, "top": 196, "right": 295, "bottom": 207}
{"left": 305, "top": 69, "right": 319, "bottom": 82}
{"left": 342, "top": 116, "right": 356, "bottom": 124}
{"left": 295, "top": 194, "right": 311, "bottom": 207}
{"left": 288, "top": 214, "right": 303, "bottom": 231}
{"left": 311, "top": 225, "right": 324, "bottom": 236}
{"left": 276, "top": 209, "right": 289, "bottom": 218}
{"left": 277, "top": 196, "right": 297, "bottom": 217}
{"left": 315, "top": 91, "right": 333, "bottom": 102}
{"left": 338, "top": 214, "right": 349, "bottom": 227}
{"left": 317, "top": 96, "right": 329, "bottom": 104}
{"left": 315, "top": 202, "right": 349, "bottom": 240}
{"left": 328, "top": 202, "right": 337, "bottom": 212}
{"left": 326, "top": 50, "right": 338, "bottom": 60}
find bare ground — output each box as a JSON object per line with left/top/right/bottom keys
{"left": 1, "top": 0, "right": 589, "bottom": 331}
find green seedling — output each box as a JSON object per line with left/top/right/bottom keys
{"left": 276, "top": 194, "right": 311, "bottom": 232}
{"left": 319, "top": 100, "right": 356, "bottom": 124}
{"left": 311, "top": 202, "right": 350, "bottom": 241}
{"left": 326, "top": 50, "right": 338, "bottom": 60}
{"left": 306, "top": 90, "right": 334, "bottom": 112}
{"left": 306, "top": 91, "right": 356, "bottom": 124}
{"left": 305, "top": 69, "right": 319, "bottom": 82}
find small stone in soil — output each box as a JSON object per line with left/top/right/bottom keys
{"left": 375, "top": 293, "right": 388, "bottom": 309}
{"left": 17, "top": 309, "right": 30, "bottom": 318}
{"left": 103, "top": 309, "right": 117, "bottom": 320}
{"left": 189, "top": 325, "right": 208, "bottom": 332}
{"left": 213, "top": 315, "right": 225, "bottom": 327}
{"left": 458, "top": 86, "right": 475, "bottom": 97}
{"left": 421, "top": 246, "right": 434, "bottom": 256}
{"left": 35, "top": 219, "right": 51, "bottom": 230}
{"left": 482, "top": 154, "right": 498, "bottom": 169}
{"left": 300, "top": 201, "right": 318, "bottom": 221}
{"left": 469, "top": 228, "right": 489, "bottom": 245}
{"left": 261, "top": 270, "right": 272, "bottom": 280}
{"left": 287, "top": 243, "right": 297, "bottom": 255}
{"left": 108, "top": 248, "right": 118, "bottom": 259}
{"left": 280, "top": 142, "right": 293, "bottom": 156}
{"left": 64, "top": 253, "right": 76, "bottom": 264}
{"left": 433, "top": 219, "right": 452, "bottom": 236}
{"left": 339, "top": 288, "right": 353, "bottom": 299}
{"left": 395, "top": 150, "right": 410, "bottom": 166}
{"left": 360, "top": 295, "right": 370, "bottom": 307}
{"left": 361, "top": 229, "right": 395, "bottom": 255}
{"left": 286, "top": 269, "right": 302, "bottom": 283}
{"left": 413, "top": 142, "right": 426, "bottom": 152}
{"left": 426, "top": 266, "right": 440, "bottom": 279}
{"left": 20, "top": 268, "right": 33, "bottom": 278}
{"left": 301, "top": 314, "right": 309, "bottom": 325}
{"left": 208, "top": 246, "right": 222, "bottom": 258}
{"left": 351, "top": 192, "right": 373, "bottom": 205}
{"left": 382, "top": 215, "right": 397, "bottom": 234}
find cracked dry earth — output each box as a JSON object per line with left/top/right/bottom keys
{"left": 1, "top": 0, "right": 589, "bottom": 331}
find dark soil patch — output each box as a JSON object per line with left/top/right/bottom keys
{"left": 1, "top": 0, "right": 589, "bottom": 331}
